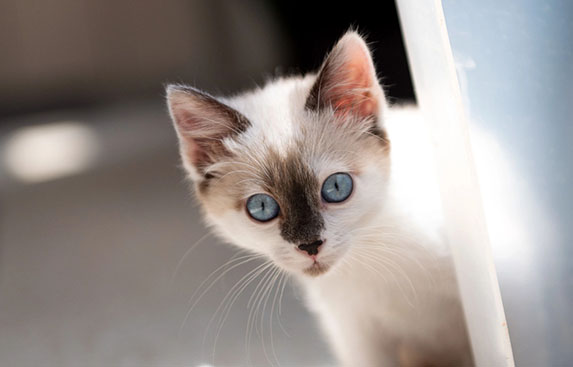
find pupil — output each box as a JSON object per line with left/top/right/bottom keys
{"left": 334, "top": 181, "right": 339, "bottom": 191}
{"left": 261, "top": 201, "right": 265, "bottom": 211}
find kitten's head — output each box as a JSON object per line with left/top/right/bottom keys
{"left": 167, "top": 32, "right": 390, "bottom": 277}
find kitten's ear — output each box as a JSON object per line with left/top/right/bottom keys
{"left": 166, "top": 85, "right": 250, "bottom": 180}
{"left": 306, "top": 32, "right": 386, "bottom": 119}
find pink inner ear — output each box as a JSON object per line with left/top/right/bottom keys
{"left": 171, "top": 108, "right": 203, "bottom": 165}
{"left": 168, "top": 87, "right": 250, "bottom": 171}
{"left": 325, "top": 37, "right": 380, "bottom": 118}
{"left": 185, "top": 141, "right": 205, "bottom": 166}
{"left": 174, "top": 107, "right": 226, "bottom": 167}
{"left": 330, "top": 69, "right": 377, "bottom": 117}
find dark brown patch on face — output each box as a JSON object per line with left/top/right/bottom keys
{"left": 263, "top": 149, "right": 324, "bottom": 245}
{"left": 196, "top": 171, "right": 219, "bottom": 194}
{"left": 197, "top": 176, "right": 211, "bottom": 194}
{"left": 368, "top": 124, "right": 389, "bottom": 146}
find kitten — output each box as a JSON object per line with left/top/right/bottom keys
{"left": 166, "top": 31, "right": 473, "bottom": 366}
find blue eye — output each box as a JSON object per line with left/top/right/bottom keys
{"left": 246, "top": 194, "right": 280, "bottom": 222}
{"left": 321, "top": 173, "right": 353, "bottom": 203}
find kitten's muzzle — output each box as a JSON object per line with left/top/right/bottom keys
{"left": 297, "top": 239, "right": 323, "bottom": 256}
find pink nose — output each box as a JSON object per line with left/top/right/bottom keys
{"left": 297, "top": 239, "right": 323, "bottom": 256}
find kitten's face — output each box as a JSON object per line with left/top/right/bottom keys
{"left": 167, "top": 32, "right": 389, "bottom": 277}
{"left": 199, "top": 111, "right": 389, "bottom": 277}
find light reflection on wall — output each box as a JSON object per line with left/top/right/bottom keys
{"left": 2, "top": 122, "right": 99, "bottom": 183}
{"left": 443, "top": 0, "right": 573, "bottom": 364}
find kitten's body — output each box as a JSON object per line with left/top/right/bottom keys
{"left": 304, "top": 104, "right": 471, "bottom": 366}
{"left": 167, "top": 33, "right": 472, "bottom": 366}
{"left": 228, "top": 79, "right": 470, "bottom": 365}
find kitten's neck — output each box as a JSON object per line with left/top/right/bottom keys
{"left": 308, "top": 205, "right": 451, "bottom": 291}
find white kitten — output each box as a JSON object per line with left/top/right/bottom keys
{"left": 166, "top": 31, "right": 473, "bottom": 366}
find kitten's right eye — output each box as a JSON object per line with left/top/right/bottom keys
{"left": 246, "top": 194, "right": 280, "bottom": 222}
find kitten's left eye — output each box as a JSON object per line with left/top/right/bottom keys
{"left": 246, "top": 194, "right": 280, "bottom": 222}
{"left": 321, "top": 172, "right": 353, "bottom": 203}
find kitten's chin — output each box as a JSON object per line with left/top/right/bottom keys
{"left": 302, "top": 262, "right": 330, "bottom": 277}
{"left": 275, "top": 259, "right": 332, "bottom": 278}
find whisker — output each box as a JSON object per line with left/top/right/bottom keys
{"left": 260, "top": 267, "right": 283, "bottom": 366}
{"left": 354, "top": 251, "right": 419, "bottom": 307}
{"left": 275, "top": 271, "right": 291, "bottom": 337}
{"left": 170, "top": 232, "right": 212, "bottom": 284}
{"left": 179, "top": 253, "right": 264, "bottom": 334}
{"left": 245, "top": 265, "right": 276, "bottom": 364}
{"left": 209, "top": 260, "right": 274, "bottom": 363}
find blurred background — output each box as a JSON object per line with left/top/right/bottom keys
{"left": 0, "top": 1, "right": 414, "bottom": 366}
{"left": 3, "top": 0, "right": 572, "bottom": 366}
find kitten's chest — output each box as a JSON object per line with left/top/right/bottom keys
{"left": 303, "top": 249, "right": 458, "bottom": 331}
{"left": 308, "top": 267, "right": 428, "bottom": 315}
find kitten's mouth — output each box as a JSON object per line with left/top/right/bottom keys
{"left": 303, "top": 261, "right": 330, "bottom": 277}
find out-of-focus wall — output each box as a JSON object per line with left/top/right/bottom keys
{"left": 0, "top": 0, "right": 288, "bottom": 116}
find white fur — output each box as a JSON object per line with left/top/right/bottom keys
{"left": 304, "top": 106, "right": 470, "bottom": 366}
{"left": 197, "top": 77, "right": 471, "bottom": 365}
{"left": 221, "top": 76, "right": 316, "bottom": 157}
{"left": 169, "top": 32, "right": 472, "bottom": 365}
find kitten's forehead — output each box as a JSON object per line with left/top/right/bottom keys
{"left": 223, "top": 76, "right": 316, "bottom": 156}
{"left": 225, "top": 115, "right": 366, "bottom": 192}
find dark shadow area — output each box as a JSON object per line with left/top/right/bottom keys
{"left": 0, "top": 0, "right": 414, "bottom": 121}
{"left": 269, "top": 0, "right": 415, "bottom": 103}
